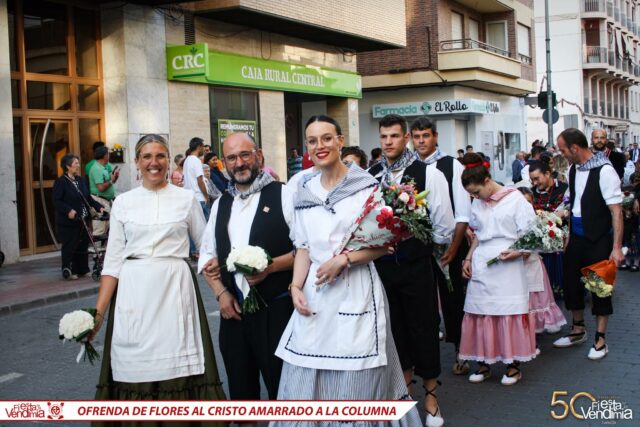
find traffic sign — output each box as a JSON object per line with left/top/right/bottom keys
{"left": 542, "top": 108, "right": 559, "bottom": 124}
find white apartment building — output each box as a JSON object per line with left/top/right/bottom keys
{"left": 529, "top": 0, "right": 640, "bottom": 146}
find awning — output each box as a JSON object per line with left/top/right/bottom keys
{"left": 616, "top": 29, "right": 624, "bottom": 58}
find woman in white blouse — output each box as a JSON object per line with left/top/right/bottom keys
{"left": 89, "top": 135, "right": 227, "bottom": 426}
{"left": 272, "top": 116, "right": 422, "bottom": 427}
{"left": 459, "top": 153, "right": 537, "bottom": 386}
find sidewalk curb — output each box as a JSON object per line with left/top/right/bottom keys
{"left": 0, "top": 285, "right": 100, "bottom": 317}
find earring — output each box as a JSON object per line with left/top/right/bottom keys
{"left": 136, "top": 170, "right": 140, "bottom": 180}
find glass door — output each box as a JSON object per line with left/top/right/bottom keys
{"left": 28, "top": 118, "right": 74, "bottom": 253}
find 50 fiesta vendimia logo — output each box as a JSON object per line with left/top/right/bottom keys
{"left": 550, "top": 391, "right": 633, "bottom": 422}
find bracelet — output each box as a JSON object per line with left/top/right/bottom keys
{"left": 343, "top": 252, "right": 352, "bottom": 268}
{"left": 288, "top": 283, "right": 303, "bottom": 296}
{"left": 215, "top": 288, "right": 229, "bottom": 301}
{"left": 462, "top": 259, "right": 471, "bottom": 264}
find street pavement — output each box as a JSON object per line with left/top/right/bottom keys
{"left": 0, "top": 257, "right": 638, "bottom": 426}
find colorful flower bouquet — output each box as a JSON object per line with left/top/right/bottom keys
{"left": 226, "top": 245, "right": 272, "bottom": 314}
{"left": 58, "top": 308, "right": 101, "bottom": 365}
{"left": 580, "top": 259, "right": 617, "bottom": 298}
{"left": 334, "top": 180, "right": 432, "bottom": 257}
{"left": 487, "top": 211, "right": 566, "bottom": 266}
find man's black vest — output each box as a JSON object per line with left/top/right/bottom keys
{"left": 368, "top": 160, "right": 432, "bottom": 261}
{"left": 215, "top": 181, "right": 293, "bottom": 301}
{"left": 435, "top": 155, "right": 455, "bottom": 213}
{"left": 568, "top": 164, "right": 612, "bottom": 242}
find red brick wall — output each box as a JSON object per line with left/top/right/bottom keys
{"left": 357, "top": 0, "right": 531, "bottom": 77}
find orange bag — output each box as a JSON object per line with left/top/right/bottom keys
{"left": 580, "top": 260, "right": 617, "bottom": 286}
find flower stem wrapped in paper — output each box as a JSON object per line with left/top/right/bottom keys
{"left": 487, "top": 211, "right": 567, "bottom": 266}
{"left": 58, "top": 308, "right": 101, "bottom": 365}
{"left": 333, "top": 180, "right": 432, "bottom": 267}
{"left": 226, "top": 245, "right": 272, "bottom": 314}
{"left": 580, "top": 260, "right": 617, "bottom": 298}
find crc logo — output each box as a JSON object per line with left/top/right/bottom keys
{"left": 420, "top": 102, "right": 432, "bottom": 113}
{"left": 551, "top": 391, "right": 633, "bottom": 421}
{"left": 172, "top": 46, "right": 205, "bottom": 70}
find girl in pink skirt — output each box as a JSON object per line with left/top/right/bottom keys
{"left": 518, "top": 187, "right": 567, "bottom": 336}
{"left": 459, "top": 154, "right": 538, "bottom": 386}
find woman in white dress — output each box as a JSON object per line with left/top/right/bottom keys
{"left": 272, "top": 116, "right": 423, "bottom": 427}
{"left": 459, "top": 153, "right": 537, "bottom": 386}
{"left": 90, "top": 135, "right": 226, "bottom": 427}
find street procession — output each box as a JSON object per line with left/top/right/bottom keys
{"left": 0, "top": 0, "right": 638, "bottom": 426}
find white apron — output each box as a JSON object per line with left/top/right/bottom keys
{"left": 464, "top": 238, "right": 530, "bottom": 316}
{"left": 111, "top": 257, "right": 204, "bottom": 382}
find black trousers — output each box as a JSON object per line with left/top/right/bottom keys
{"left": 219, "top": 295, "right": 293, "bottom": 400}
{"left": 433, "top": 239, "right": 469, "bottom": 350}
{"left": 563, "top": 233, "right": 614, "bottom": 316}
{"left": 58, "top": 222, "right": 90, "bottom": 275}
{"left": 376, "top": 256, "right": 441, "bottom": 380}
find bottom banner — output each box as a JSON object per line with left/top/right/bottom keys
{"left": 1, "top": 401, "right": 416, "bottom": 422}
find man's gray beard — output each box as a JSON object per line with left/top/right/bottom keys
{"left": 230, "top": 166, "right": 259, "bottom": 185}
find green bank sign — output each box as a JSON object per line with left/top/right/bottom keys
{"left": 167, "top": 43, "right": 361, "bottom": 98}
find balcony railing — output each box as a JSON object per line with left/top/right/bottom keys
{"left": 607, "top": 1, "right": 614, "bottom": 18}
{"left": 519, "top": 54, "right": 532, "bottom": 64}
{"left": 582, "top": 0, "right": 606, "bottom": 13}
{"left": 439, "top": 38, "right": 512, "bottom": 58}
{"left": 583, "top": 46, "right": 608, "bottom": 64}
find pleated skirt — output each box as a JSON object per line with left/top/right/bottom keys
{"left": 269, "top": 300, "right": 423, "bottom": 427}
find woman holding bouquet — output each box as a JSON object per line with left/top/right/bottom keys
{"left": 89, "top": 134, "right": 227, "bottom": 427}
{"left": 459, "top": 153, "right": 537, "bottom": 386}
{"left": 273, "top": 116, "right": 423, "bottom": 427}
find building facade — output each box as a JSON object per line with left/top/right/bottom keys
{"left": 528, "top": 0, "right": 640, "bottom": 146}
{"left": 357, "top": 0, "right": 537, "bottom": 184}
{"left": 0, "top": 0, "right": 405, "bottom": 263}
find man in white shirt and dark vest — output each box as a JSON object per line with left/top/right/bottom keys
{"left": 554, "top": 128, "right": 624, "bottom": 360}
{"left": 410, "top": 117, "right": 472, "bottom": 376}
{"left": 198, "top": 133, "right": 295, "bottom": 418}
{"left": 369, "top": 114, "right": 454, "bottom": 426}
{"left": 591, "top": 128, "right": 626, "bottom": 179}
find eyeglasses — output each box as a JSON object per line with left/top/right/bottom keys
{"left": 223, "top": 150, "right": 256, "bottom": 164}
{"left": 305, "top": 134, "right": 341, "bottom": 146}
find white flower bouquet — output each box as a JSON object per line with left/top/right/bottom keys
{"left": 226, "top": 245, "right": 272, "bottom": 314}
{"left": 58, "top": 308, "right": 100, "bottom": 365}
{"left": 487, "top": 211, "right": 566, "bottom": 266}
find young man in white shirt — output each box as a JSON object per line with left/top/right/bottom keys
{"left": 368, "top": 114, "right": 454, "bottom": 427}
{"left": 555, "top": 128, "right": 624, "bottom": 360}
{"left": 182, "top": 137, "right": 210, "bottom": 219}
{"left": 411, "top": 117, "right": 472, "bottom": 376}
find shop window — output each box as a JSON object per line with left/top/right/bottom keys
{"left": 209, "top": 87, "right": 260, "bottom": 155}
{"left": 8, "top": 0, "right": 18, "bottom": 71}
{"left": 74, "top": 7, "right": 98, "bottom": 78}
{"left": 13, "top": 117, "right": 27, "bottom": 250}
{"left": 23, "top": 0, "right": 69, "bottom": 75}
{"left": 27, "top": 81, "right": 71, "bottom": 110}
{"left": 78, "top": 85, "right": 99, "bottom": 111}
{"left": 79, "top": 119, "right": 101, "bottom": 174}
{"left": 11, "top": 80, "right": 20, "bottom": 109}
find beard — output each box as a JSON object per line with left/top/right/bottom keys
{"left": 230, "top": 163, "right": 261, "bottom": 185}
